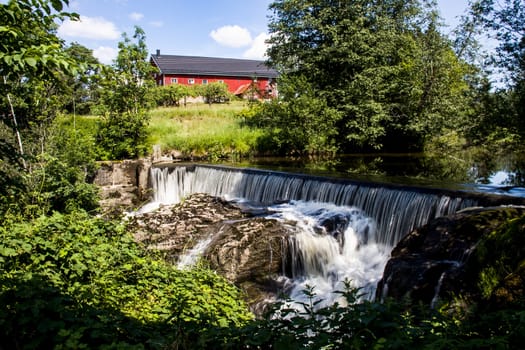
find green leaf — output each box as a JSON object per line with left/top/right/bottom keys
{"left": 25, "top": 57, "right": 37, "bottom": 67}
{"left": 0, "top": 246, "right": 17, "bottom": 257}
{"left": 50, "top": 0, "right": 64, "bottom": 12}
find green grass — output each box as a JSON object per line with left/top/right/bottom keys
{"left": 56, "top": 101, "right": 264, "bottom": 160}
{"left": 147, "top": 101, "right": 263, "bottom": 159}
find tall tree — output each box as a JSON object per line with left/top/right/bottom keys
{"left": 0, "top": 0, "right": 84, "bottom": 215}
{"left": 469, "top": 0, "right": 525, "bottom": 84}
{"left": 462, "top": 0, "right": 525, "bottom": 142}
{"left": 95, "top": 26, "right": 157, "bottom": 160}
{"left": 62, "top": 43, "right": 101, "bottom": 115}
{"left": 265, "top": 0, "right": 472, "bottom": 152}
{"left": 0, "top": 0, "right": 80, "bottom": 164}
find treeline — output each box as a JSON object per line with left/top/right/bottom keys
{"left": 245, "top": 0, "right": 525, "bottom": 156}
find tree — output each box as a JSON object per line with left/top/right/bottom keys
{"left": 0, "top": 0, "right": 85, "bottom": 216}
{"left": 467, "top": 0, "right": 525, "bottom": 138}
{"left": 198, "top": 82, "right": 230, "bottom": 105}
{"left": 248, "top": 75, "right": 341, "bottom": 155}
{"left": 62, "top": 43, "right": 101, "bottom": 115}
{"left": 390, "top": 5, "right": 474, "bottom": 149}
{"left": 266, "top": 0, "right": 474, "bottom": 152}
{"left": 95, "top": 26, "right": 157, "bottom": 160}
{"left": 154, "top": 84, "right": 196, "bottom": 107}
{"left": 0, "top": 0, "right": 80, "bottom": 165}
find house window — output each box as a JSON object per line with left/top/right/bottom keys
{"left": 171, "top": 78, "right": 178, "bottom": 84}
{"left": 218, "top": 80, "right": 224, "bottom": 83}
{"left": 188, "top": 78, "right": 195, "bottom": 84}
{"left": 202, "top": 79, "right": 208, "bottom": 85}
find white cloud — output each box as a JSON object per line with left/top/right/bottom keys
{"left": 129, "top": 12, "right": 144, "bottom": 21}
{"left": 58, "top": 16, "right": 120, "bottom": 40}
{"left": 243, "top": 32, "right": 270, "bottom": 60}
{"left": 149, "top": 20, "right": 164, "bottom": 28}
{"left": 93, "top": 46, "right": 118, "bottom": 65}
{"left": 210, "top": 25, "right": 252, "bottom": 48}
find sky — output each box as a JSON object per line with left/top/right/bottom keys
{"left": 53, "top": 0, "right": 470, "bottom": 65}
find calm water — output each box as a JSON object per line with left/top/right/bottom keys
{"left": 215, "top": 152, "right": 525, "bottom": 198}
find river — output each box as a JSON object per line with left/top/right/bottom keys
{"left": 213, "top": 151, "right": 525, "bottom": 198}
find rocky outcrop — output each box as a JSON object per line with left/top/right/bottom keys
{"left": 376, "top": 206, "right": 525, "bottom": 310}
{"left": 128, "top": 193, "right": 294, "bottom": 314}
{"left": 130, "top": 193, "right": 250, "bottom": 261}
{"left": 205, "top": 217, "right": 292, "bottom": 313}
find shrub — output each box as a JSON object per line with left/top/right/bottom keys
{"left": 0, "top": 212, "right": 252, "bottom": 348}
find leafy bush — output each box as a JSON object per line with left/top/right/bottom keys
{"left": 21, "top": 154, "right": 99, "bottom": 218}
{"left": 96, "top": 111, "right": 150, "bottom": 160}
{"left": 244, "top": 76, "right": 341, "bottom": 156}
{"left": 0, "top": 212, "right": 252, "bottom": 348}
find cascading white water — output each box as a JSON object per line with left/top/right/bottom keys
{"left": 145, "top": 165, "right": 479, "bottom": 306}
{"left": 267, "top": 201, "right": 389, "bottom": 307}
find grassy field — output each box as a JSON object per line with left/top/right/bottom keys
{"left": 147, "top": 101, "right": 263, "bottom": 159}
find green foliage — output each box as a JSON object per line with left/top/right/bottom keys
{"left": 24, "top": 154, "right": 100, "bottom": 217}
{"left": 469, "top": 0, "right": 525, "bottom": 85}
{"left": 474, "top": 214, "right": 525, "bottom": 305}
{"left": 198, "top": 281, "right": 525, "bottom": 349}
{"left": 95, "top": 26, "right": 157, "bottom": 160}
{"left": 96, "top": 110, "right": 151, "bottom": 160}
{"left": 266, "top": 0, "right": 475, "bottom": 152}
{"left": 1, "top": 113, "right": 101, "bottom": 219}
{"left": 61, "top": 43, "right": 101, "bottom": 115}
{"left": 50, "top": 114, "right": 98, "bottom": 175}
{"left": 0, "top": 0, "right": 79, "bottom": 77}
{"left": 245, "top": 76, "right": 341, "bottom": 155}
{"left": 0, "top": 211, "right": 252, "bottom": 348}
{"left": 463, "top": 0, "right": 525, "bottom": 143}
{"left": 197, "top": 82, "right": 231, "bottom": 104}
{"left": 153, "top": 84, "right": 197, "bottom": 107}
{"left": 0, "top": 0, "right": 83, "bottom": 164}
{"left": 0, "top": 0, "right": 94, "bottom": 218}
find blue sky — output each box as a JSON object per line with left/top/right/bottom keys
{"left": 54, "top": 0, "right": 469, "bottom": 64}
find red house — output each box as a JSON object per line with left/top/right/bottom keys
{"left": 150, "top": 51, "right": 279, "bottom": 99}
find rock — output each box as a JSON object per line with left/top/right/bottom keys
{"left": 128, "top": 193, "right": 294, "bottom": 315}
{"left": 376, "top": 206, "right": 525, "bottom": 310}
{"left": 205, "top": 218, "right": 292, "bottom": 312}
{"left": 130, "top": 193, "right": 248, "bottom": 262}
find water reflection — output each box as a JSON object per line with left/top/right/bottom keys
{"left": 216, "top": 149, "right": 525, "bottom": 198}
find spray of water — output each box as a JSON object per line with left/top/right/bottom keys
{"left": 267, "top": 201, "right": 390, "bottom": 308}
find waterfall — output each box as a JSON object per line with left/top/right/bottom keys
{"left": 149, "top": 165, "right": 478, "bottom": 245}
{"left": 146, "top": 164, "right": 482, "bottom": 307}
{"left": 268, "top": 201, "right": 388, "bottom": 307}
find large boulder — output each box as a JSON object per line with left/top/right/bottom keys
{"left": 376, "top": 205, "right": 525, "bottom": 310}
{"left": 204, "top": 217, "right": 292, "bottom": 313}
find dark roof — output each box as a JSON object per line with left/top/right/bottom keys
{"left": 151, "top": 54, "right": 279, "bottom": 79}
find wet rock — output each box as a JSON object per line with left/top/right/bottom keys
{"left": 377, "top": 206, "right": 525, "bottom": 310}
{"left": 128, "top": 193, "right": 294, "bottom": 315}
{"left": 205, "top": 218, "right": 292, "bottom": 312}
{"left": 129, "top": 193, "right": 248, "bottom": 262}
